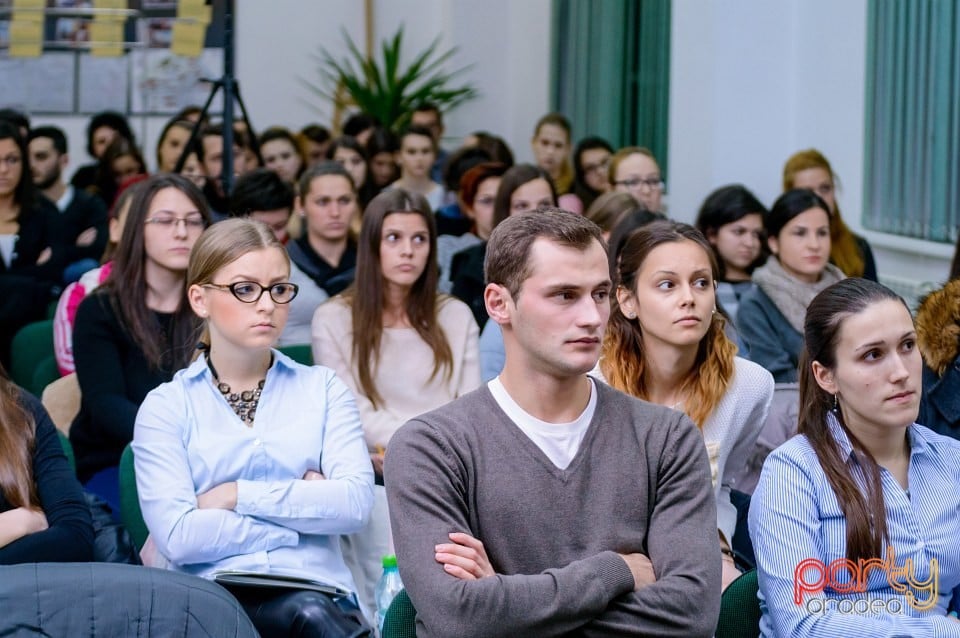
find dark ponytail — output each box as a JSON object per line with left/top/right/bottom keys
{"left": 799, "top": 278, "right": 907, "bottom": 563}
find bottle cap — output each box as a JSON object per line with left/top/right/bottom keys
{"left": 382, "top": 554, "right": 398, "bottom": 568}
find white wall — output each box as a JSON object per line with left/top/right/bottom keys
{"left": 27, "top": 0, "right": 550, "bottom": 179}
{"left": 668, "top": 0, "right": 951, "bottom": 287}
{"left": 20, "top": 1, "right": 949, "bottom": 286}
{"left": 234, "top": 0, "right": 549, "bottom": 161}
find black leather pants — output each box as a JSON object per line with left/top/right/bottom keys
{"left": 228, "top": 587, "right": 373, "bottom": 638}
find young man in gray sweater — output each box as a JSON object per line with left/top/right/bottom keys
{"left": 385, "top": 209, "right": 721, "bottom": 637}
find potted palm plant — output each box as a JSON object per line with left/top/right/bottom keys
{"left": 307, "top": 26, "right": 478, "bottom": 133}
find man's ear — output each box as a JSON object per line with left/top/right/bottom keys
{"left": 484, "top": 283, "right": 513, "bottom": 327}
{"left": 59, "top": 152, "right": 70, "bottom": 171}
{"left": 187, "top": 284, "right": 208, "bottom": 319}
{"left": 811, "top": 360, "right": 837, "bottom": 395}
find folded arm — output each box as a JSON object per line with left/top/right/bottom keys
{"left": 385, "top": 418, "right": 638, "bottom": 638}
{"left": 134, "top": 390, "right": 298, "bottom": 566}
{"left": 233, "top": 372, "right": 374, "bottom": 535}
{"left": 580, "top": 415, "right": 722, "bottom": 637}
{"left": 0, "top": 394, "right": 93, "bottom": 564}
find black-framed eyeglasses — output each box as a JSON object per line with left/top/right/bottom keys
{"left": 203, "top": 281, "right": 299, "bottom": 304}
{"left": 614, "top": 176, "right": 665, "bottom": 192}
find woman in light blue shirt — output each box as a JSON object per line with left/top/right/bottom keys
{"left": 749, "top": 278, "right": 960, "bottom": 637}
{"left": 133, "top": 218, "right": 375, "bottom": 637}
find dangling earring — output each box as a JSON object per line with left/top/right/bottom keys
{"left": 833, "top": 394, "right": 839, "bottom": 411}
{"left": 711, "top": 307, "right": 717, "bottom": 315}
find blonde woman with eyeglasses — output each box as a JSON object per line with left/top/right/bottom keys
{"left": 69, "top": 174, "right": 210, "bottom": 514}
{"left": 133, "top": 217, "right": 375, "bottom": 637}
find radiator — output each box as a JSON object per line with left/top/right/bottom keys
{"left": 879, "top": 274, "right": 941, "bottom": 309}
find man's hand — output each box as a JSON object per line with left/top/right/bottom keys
{"left": 619, "top": 553, "right": 657, "bottom": 590}
{"left": 196, "top": 482, "right": 238, "bottom": 510}
{"left": 435, "top": 532, "right": 495, "bottom": 580}
{"left": 75, "top": 227, "right": 97, "bottom": 247}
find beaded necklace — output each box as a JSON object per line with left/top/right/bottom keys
{"left": 206, "top": 353, "right": 267, "bottom": 426}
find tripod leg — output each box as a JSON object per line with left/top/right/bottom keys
{"left": 232, "top": 81, "right": 261, "bottom": 163}
{"left": 173, "top": 80, "right": 224, "bottom": 174}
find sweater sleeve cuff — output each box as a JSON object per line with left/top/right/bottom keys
{"left": 595, "top": 550, "right": 638, "bottom": 598}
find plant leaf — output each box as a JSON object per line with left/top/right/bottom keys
{"left": 305, "top": 25, "right": 478, "bottom": 131}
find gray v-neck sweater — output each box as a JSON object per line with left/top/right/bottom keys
{"left": 385, "top": 381, "right": 721, "bottom": 637}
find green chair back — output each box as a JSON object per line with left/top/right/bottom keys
{"left": 57, "top": 430, "right": 75, "bottom": 474}
{"left": 381, "top": 588, "right": 417, "bottom": 638}
{"left": 11, "top": 320, "right": 54, "bottom": 392}
{"left": 278, "top": 344, "right": 313, "bottom": 366}
{"left": 716, "top": 569, "right": 761, "bottom": 638}
{"left": 30, "top": 356, "right": 59, "bottom": 398}
{"left": 119, "top": 444, "right": 149, "bottom": 551}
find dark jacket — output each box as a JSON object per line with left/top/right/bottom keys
{"left": 449, "top": 242, "right": 488, "bottom": 329}
{"left": 69, "top": 291, "right": 176, "bottom": 481}
{"left": 0, "top": 562, "right": 259, "bottom": 637}
{"left": 287, "top": 236, "right": 357, "bottom": 297}
{"left": 0, "top": 390, "right": 94, "bottom": 564}
{"left": 50, "top": 187, "right": 109, "bottom": 264}
{"left": 736, "top": 285, "right": 804, "bottom": 383}
{"left": 916, "top": 279, "right": 960, "bottom": 439}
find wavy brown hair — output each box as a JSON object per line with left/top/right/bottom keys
{"left": 600, "top": 220, "right": 736, "bottom": 428}
{"left": 341, "top": 188, "right": 452, "bottom": 409}
{"left": 783, "top": 149, "right": 865, "bottom": 278}
{"left": 0, "top": 365, "right": 38, "bottom": 508}
{"left": 799, "top": 278, "right": 907, "bottom": 563}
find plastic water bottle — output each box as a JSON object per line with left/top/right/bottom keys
{"left": 374, "top": 554, "right": 404, "bottom": 633}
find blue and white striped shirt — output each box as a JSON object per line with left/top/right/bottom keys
{"left": 749, "top": 413, "right": 960, "bottom": 637}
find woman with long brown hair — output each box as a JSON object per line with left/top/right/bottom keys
{"left": 311, "top": 188, "right": 480, "bottom": 621}
{"left": 737, "top": 189, "right": 845, "bottom": 382}
{"left": 69, "top": 174, "right": 209, "bottom": 513}
{"left": 599, "top": 220, "right": 773, "bottom": 590}
{"left": 749, "top": 278, "right": 960, "bottom": 636}
{"left": 783, "top": 149, "right": 877, "bottom": 280}
{"left": 0, "top": 364, "right": 93, "bottom": 563}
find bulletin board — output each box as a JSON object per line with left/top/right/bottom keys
{"left": 0, "top": 0, "right": 227, "bottom": 115}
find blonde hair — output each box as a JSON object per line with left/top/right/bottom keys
{"left": 600, "top": 221, "right": 736, "bottom": 428}
{"left": 187, "top": 218, "right": 289, "bottom": 348}
{"left": 783, "top": 149, "right": 865, "bottom": 278}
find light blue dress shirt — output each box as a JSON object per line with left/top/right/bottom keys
{"left": 749, "top": 413, "right": 960, "bottom": 637}
{"left": 479, "top": 320, "right": 505, "bottom": 383}
{"left": 133, "top": 351, "right": 374, "bottom": 594}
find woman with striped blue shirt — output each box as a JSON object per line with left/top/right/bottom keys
{"left": 749, "top": 278, "right": 960, "bottom": 637}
